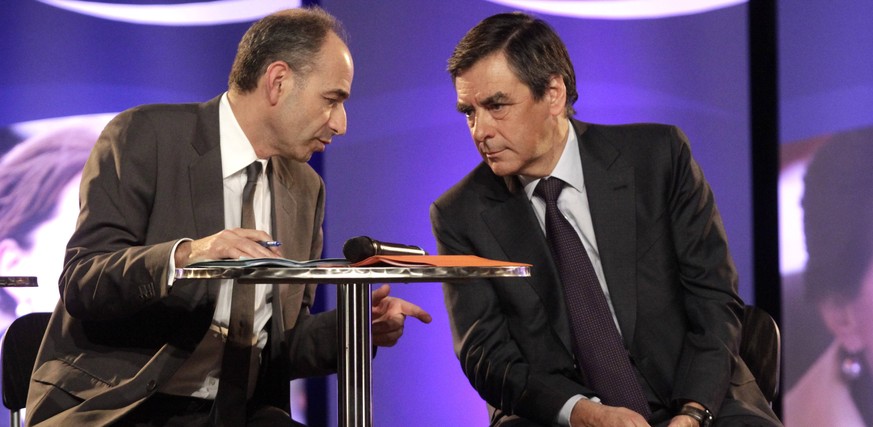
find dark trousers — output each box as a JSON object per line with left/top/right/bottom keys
{"left": 113, "top": 393, "right": 304, "bottom": 427}
{"left": 494, "top": 409, "right": 782, "bottom": 427}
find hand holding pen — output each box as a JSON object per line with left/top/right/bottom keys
{"left": 174, "top": 228, "right": 284, "bottom": 267}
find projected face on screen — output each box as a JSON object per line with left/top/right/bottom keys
{"left": 782, "top": 126, "right": 873, "bottom": 426}
{"left": 1, "top": 175, "right": 80, "bottom": 315}
{"left": 0, "top": 116, "right": 107, "bottom": 325}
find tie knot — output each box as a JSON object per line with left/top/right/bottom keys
{"left": 534, "top": 177, "right": 565, "bottom": 204}
{"left": 245, "top": 161, "right": 262, "bottom": 183}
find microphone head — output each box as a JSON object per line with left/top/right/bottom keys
{"left": 343, "top": 236, "right": 376, "bottom": 263}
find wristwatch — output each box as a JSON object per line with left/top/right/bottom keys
{"left": 677, "top": 405, "right": 713, "bottom": 427}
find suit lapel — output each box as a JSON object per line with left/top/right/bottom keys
{"left": 270, "top": 159, "right": 300, "bottom": 252}
{"left": 189, "top": 96, "right": 226, "bottom": 301}
{"left": 576, "top": 121, "right": 639, "bottom": 347}
{"left": 481, "top": 175, "right": 574, "bottom": 354}
{"left": 268, "top": 158, "right": 300, "bottom": 335}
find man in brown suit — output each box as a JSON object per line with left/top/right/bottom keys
{"left": 26, "top": 7, "right": 430, "bottom": 426}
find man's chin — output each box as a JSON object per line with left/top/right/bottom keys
{"left": 487, "top": 160, "right": 517, "bottom": 177}
{"left": 282, "top": 151, "right": 313, "bottom": 163}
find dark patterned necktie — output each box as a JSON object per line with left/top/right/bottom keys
{"left": 213, "top": 161, "right": 261, "bottom": 426}
{"left": 535, "top": 177, "right": 651, "bottom": 418}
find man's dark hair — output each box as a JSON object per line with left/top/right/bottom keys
{"left": 448, "top": 12, "right": 578, "bottom": 117}
{"left": 228, "top": 7, "right": 348, "bottom": 93}
{"left": 803, "top": 127, "right": 873, "bottom": 304}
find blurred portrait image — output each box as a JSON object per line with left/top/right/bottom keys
{"left": 0, "top": 116, "right": 109, "bottom": 331}
{"left": 780, "top": 126, "right": 873, "bottom": 427}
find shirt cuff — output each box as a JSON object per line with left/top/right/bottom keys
{"left": 167, "top": 238, "right": 193, "bottom": 289}
{"left": 557, "top": 394, "right": 600, "bottom": 427}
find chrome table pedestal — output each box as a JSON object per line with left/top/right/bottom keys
{"left": 176, "top": 263, "right": 529, "bottom": 427}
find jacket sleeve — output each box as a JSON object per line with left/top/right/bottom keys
{"left": 431, "top": 201, "right": 588, "bottom": 426}
{"left": 663, "top": 126, "right": 744, "bottom": 415}
{"left": 60, "top": 108, "right": 190, "bottom": 320}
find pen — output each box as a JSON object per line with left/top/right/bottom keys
{"left": 258, "top": 240, "right": 282, "bottom": 248}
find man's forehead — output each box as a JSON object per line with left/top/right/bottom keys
{"left": 309, "top": 35, "right": 353, "bottom": 96}
{"left": 456, "top": 61, "right": 523, "bottom": 101}
{"left": 456, "top": 77, "right": 519, "bottom": 105}
{"left": 314, "top": 33, "right": 353, "bottom": 74}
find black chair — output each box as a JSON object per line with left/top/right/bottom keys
{"left": 2, "top": 312, "right": 51, "bottom": 427}
{"left": 739, "top": 305, "right": 781, "bottom": 404}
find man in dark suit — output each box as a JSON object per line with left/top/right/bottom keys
{"left": 431, "top": 13, "right": 780, "bottom": 427}
{"left": 26, "top": 7, "right": 430, "bottom": 426}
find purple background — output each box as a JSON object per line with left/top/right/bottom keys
{"left": 3, "top": 0, "right": 870, "bottom": 425}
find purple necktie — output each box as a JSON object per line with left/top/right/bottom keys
{"left": 213, "top": 161, "right": 261, "bottom": 426}
{"left": 535, "top": 177, "right": 651, "bottom": 418}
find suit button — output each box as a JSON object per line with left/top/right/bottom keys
{"left": 147, "top": 380, "right": 157, "bottom": 392}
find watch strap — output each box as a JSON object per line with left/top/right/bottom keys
{"left": 678, "top": 405, "right": 713, "bottom": 427}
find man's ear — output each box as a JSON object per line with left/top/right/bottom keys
{"left": 263, "top": 61, "right": 292, "bottom": 105}
{"left": 819, "top": 297, "right": 864, "bottom": 353}
{"left": 0, "top": 238, "right": 24, "bottom": 273}
{"left": 546, "top": 75, "right": 567, "bottom": 117}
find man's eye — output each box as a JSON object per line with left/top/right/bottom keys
{"left": 489, "top": 104, "right": 505, "bottom": 112}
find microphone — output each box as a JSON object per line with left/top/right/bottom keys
{"left": 342, "top": 236, "right": 427, "bottom": 263}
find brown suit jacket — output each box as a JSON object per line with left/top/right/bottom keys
{"left": 26, "top": 96, "right": 337, "bottom": 426}
{"left": 431, "top": 120, "right": 779, "bottom": 426}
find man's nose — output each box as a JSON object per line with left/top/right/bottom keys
{"left": 330, "top": 104, "right": 347, "bottom": 135}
